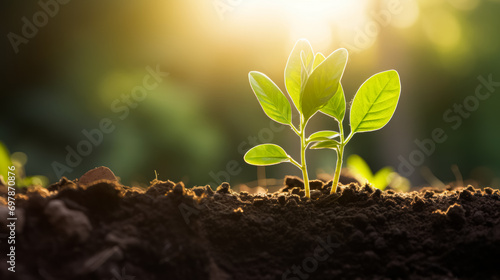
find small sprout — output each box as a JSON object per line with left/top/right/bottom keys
{"left": 244, "top": 39, "right": 401, "bottom": 197}
{"left": 0, "top": 141, "right": 48, "bottom": 187}
{"left": 0, "top": 142, "right": 12, "bottom": 182}
{"left": 244, "top": 39, "right": 347, "bottom": 198}
{"left": 346, "top": 154, "right": 393, "bottom": 190}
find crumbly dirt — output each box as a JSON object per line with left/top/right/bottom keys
{"left": 1, "top": 173, "right": 500, "bottom": 280}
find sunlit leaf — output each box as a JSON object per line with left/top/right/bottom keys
{"left": 0, "top": 142, "right": 12, "bottom": 181}
{"left": 312, "top": 52, "right": 325, "bottom": 69}
{"left": 244, "top": 144, "right": 290, "bottom": 166}
{"left": 285, "top": 39, "right": 314, "bottom": 111}
{"left": 249, "top": 71, "right": 292, "bottom": 125}
{"left": 320, "top": 84, "right": 346, "bottom": 122}
{"left": 301, "top": 48, "right": 348, "bottom": 121}
{"left": 307, "top": 130, "right": 340, "bottom": 142}
{"left": 300, "top": 51, "right": 313, "bottom": 76}
{"left": 350, "top": 70, "right": 401, "bottom": 133}
{"left": 310, "top": 140, "right": 340, "bottom": 150}
{"left": 347, "top": 154, "right": 373, "bottom": 183}
{"left": 373, "top": 167, "right": 394, "bottom": 190}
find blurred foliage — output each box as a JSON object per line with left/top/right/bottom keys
{"left": 0, "top": 142, "right": 12, "bottom": 182}
{"left": 346, "top": 154, "right": 410, "bottom": 191}
{"left": 1, "top": 0, "right": 499, "bottom": 188}
{"left": 347, "top": 154, "right": 394, "bottom": 190}
{"left": 0, "top": 142, "right": 48, "bottom": 187}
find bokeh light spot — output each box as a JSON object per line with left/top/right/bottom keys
{"left": 388, "top": 0, "right": 420, "bottom": 28}
{"left": 422, "top": 10, "right": 462, "bottom": 51}
{"left": 448, "top": 0, "right": 480, "bottom": 10}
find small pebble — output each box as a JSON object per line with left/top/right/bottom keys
{"left": 79, "top": 166, "right": 117, "bottom": 185}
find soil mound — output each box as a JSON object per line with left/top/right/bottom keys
{"left": 1, "top": 174, "right": 499, "bottom": 280}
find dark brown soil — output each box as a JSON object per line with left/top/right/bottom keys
{"left": 1, "top": 171, "right": 500, "bottom": 280}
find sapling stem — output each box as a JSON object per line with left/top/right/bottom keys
{"left": 332, "top": 147, "right": 343, "bottom": 194}
{"left": 288, "top": 156, "right": 302, "bottom": 169}
{"left": 289, "top": 117, "right": 311, "bottom": 197}
{"left": 290, "top": 124, "right": 300, "bottom": 136}
{"left": 300, "top": 115, "right": 311, "bottom": 198}
{"left": 331, "top": 121, "right": 349, "bottom": 194}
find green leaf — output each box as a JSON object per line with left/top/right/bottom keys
{"left": 307, "top": 130, "right": 340, "bottom": 142}
{"left": 320, "top": 84, "right": 346, "bottom": 122}
{"left": 301, "top": 48, "right": 348, "bottom": 121}
{"left": 249, "top": 71, "right": 292, "bottom": 125}
{"left": 300, "top": 51, "right": 313, "bottom": 76}
{"left": 0, "top": 142, "right": 12, "bottom": 181}
{"left": 312, "top": 53, "right": 325, "bottom": 69}
{"left": 299, "top": 52, "right": 310, "bottom": 94}
{"left": 244, "top": 144, "right": 290, "bottom": 166}
{"left": 346, "top": 154, "right": 373, "bottom": 183}
{"left": 310, "top": 140, "right": 340, "bottom": 150}
{"left": 346, "top": 154, "right": 393, "bottom": 190}
{"left": 285, "top": 39, "right": 314, "bottom": 111}
{"left": 372, "top": 167, "right": 393, "bottom": 190}
{"left": 350, "top": 70, "right": 401, "bottom": 133}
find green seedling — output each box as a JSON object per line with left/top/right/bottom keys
{"left": 244, "top": 39, "right": 401, "bottom": 197}
{"left": 346, "top": 154, "right": 393, "bottom": 190}
{"left": 347, "top": 154, "right": 411, "bottom": 191}
{"left": 0, "top": 141, "right": 48, "bottom": 187}
{"left": 244, "top": 39, "right": 347, "bottom": 198}
{"left": 0, "top": 142, "right": 12, "bottom": 182}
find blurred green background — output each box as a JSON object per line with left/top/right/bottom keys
{"left": 1, "top": 0, "right": 499, "bottom": 189}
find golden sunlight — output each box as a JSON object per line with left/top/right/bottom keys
{"left": 231, "top": 0, "right": 375, "bottom": 51}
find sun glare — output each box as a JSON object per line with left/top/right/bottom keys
{"left": 231, "top": 0, "right": 372, "bottom": 51}
{"left": 283, "top": 0, "right": 368, "bottom": 50}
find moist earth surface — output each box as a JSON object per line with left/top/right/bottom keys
{"left": 1, "top": 170, "right": 500, "bottom": 280}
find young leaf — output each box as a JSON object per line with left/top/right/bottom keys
{"left": 350, "top": 70, "right": 401, "bottom": 133}
{"left": 0, "top": 142, "right": 12, "bottom": 182}
{"left": 310, "top": 139, "right": 340, "bottom": 150}
{"left": 347, "top": 154, "right": 393, "bottom": 190}
{"left": 373, "top": 167, "right": 393, "bottom": 190}
{"left": 300, "top": 51, "right": 313, "bottom": 76}
{"left": 347, "top": 154, "right": 373, "bottom": 183}
{"left": 320, "top": 84, "right": 346, "bottom": 122}
{"left": 301, "top": 48, "right": 348, "bottom": 121}
{"left": 244, "top": 144, "right": 290, "bottom": 166}
{"left": 285, "top": 39, "right": 314, "bottom": 111}
{"left": 307, "top": 130, "right": 340, "bottom": 142}
{"left": 299, "top": 52, "right": 310, "bottom": 94}
{"left": 249, "top": 71, "right": 292, "bottom": 125}
{"left": 312, "top": 52, "right": 325, "bottom": 69}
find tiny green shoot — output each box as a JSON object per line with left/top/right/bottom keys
{"left": 244, "top": 39, "right": 401, "bottom": 197}
{"left": 346, "top": 154, "right": 411, "bottom": 192}
{"left": 0, "top": 142, "right": 12, "bottom": 182}
{"left": 346, "top": 154, "right": 393, "bottom": 190}
{"left": 0, "top": 141, "right": 48, "bottom": 187}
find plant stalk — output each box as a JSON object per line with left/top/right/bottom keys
{"left": 331, "top": 121, "right": 345, "bottom": 194}
{"left": 300, "top": 115, "right": 310, "bottom": 198}
{"left": 331, "top": 145, "right": 343, "bottom": 194}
